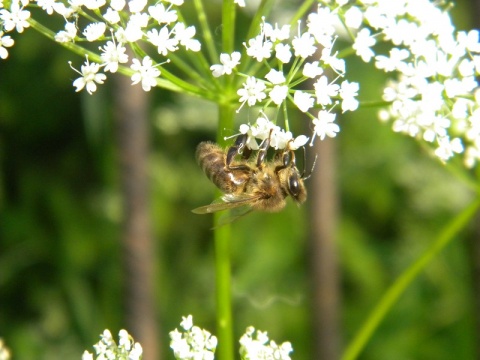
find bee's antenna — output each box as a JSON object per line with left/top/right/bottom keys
{"left": 301, "top": 146, "right": 317, "bottom": 181}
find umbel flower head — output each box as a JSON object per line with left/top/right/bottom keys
{"left": 169, "top": 315, "right": 217, "bottom": 360}
{"left": 211, "top": 13, "right": 359, "bottom": 146}
{"left": 330, "top": 0, "right": 480, "bottom": 167}
{"left": 239, "top": 326, "right": 293, "bottom": 360}
{"left": 0, "top": 0, "right": 200, "bottom": 93}
{"left": 82, "top": 329, "right": 143, "bottom": 360}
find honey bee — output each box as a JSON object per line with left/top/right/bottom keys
{"left": 192, "top": 133, "right": 310, "bottom": 215}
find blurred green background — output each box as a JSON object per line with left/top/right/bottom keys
{"left": 1, "top": 1, "right": 479, "bottom": 359}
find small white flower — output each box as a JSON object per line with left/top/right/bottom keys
{"left": 180, "top": 315, "right": 193, "bottom": 331}
{"left": 174, "top": 22, "right": 201, "bottom": 52}
{"left": 237, "top": 76, "right": 267, "bottom": 108}
{"left": 353, "top": 28, "right": 376, "bottom": 62}
{"left": 128, "top": 0, "right": 147, "bottom": 12}
{"left": 81, "top": 351, "right": 93, "bottom": 360}
{"left": 321, "top": 46, "right": 345, "bottom": 74}
{"left": 269, "top": 85, "right": 288, "bottom": 105}
{"left": 70, "top": 57, "right": 107, "bottom": 94}
{"left": 313, "top": 110, "right": 339, "bottom": 141}
{"left": 55, "top": 22, "right": 77, "bottom": 43}
{"left": 123, "top": 21, "right": 144, "bottom": 42}
{"left": 148, "top": 3, "right": 178, "bottom": 24}
{"left": 0, "top": 0, "right": 31, "bottom": 33}
{"left": 147, "top": 27, "right": 178, "bottom": 55}
{"left": 339, "top": 80, "right": 359, "bottom": 112}
{"left": 275, "top": 43, "right": 292, "bottom": 63}
{"left": 265, "top": 69, "right": 285, "bottom": 84}
{"left": 131, "top": 56, "right": 161, "bottom": 91}
{"left": 210, "top": 51, "right": 241, "bottom": 77}
{"left": 234, "top": 0, "right": 245, "bottom": 6}
{"left": 110, "top": 0, "right": 125, "bottom": 11}
{"left": 104, "top": 8, "right": 121, "bottom": 24}
{"left": 264, "top": 22, "right": 290, "bottom": 42}
{"left": 83, "top": 22, "right": 106, "bottom": 41}
{"left": 303, "top": 61, "right": 324, "bottom": 78}
{"left": 314, "top": 75, "right": 339, "bottom": 106}
{"left": 292, "top": 32, "right": 316, "bottom": 59}
{"left": 170, "top": 316, "right": 217, "bottom": 360}
{"left": 83, "top": 0, "right": 105, "bottom": 9}
{"left": 289, "top": 135, "right": 309, "bottom": 150}
{"left": 375, "top": 48, "right": 410, "bottom": 72}
{"left": 344, "top": 6, "right": 363, "bottom": 29}
{"left": 100, "top": 39, "right": 128, "bottom": 73}
{"left": 0, "top": 31, "right": 15, "bottom": 59}
{"left": 293, "top": 91, "right": 314, "bottom": 113}
{"left": 435, "top": 137, "right": 463, "bottom": 161}
{"left": 37, "top": 0, "right": 56, "bottom": 14}
{"left": 245, "top": 33, "right": 272, "bottom": 62}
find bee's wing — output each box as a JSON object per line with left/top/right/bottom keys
{"left": 192, "top": 194, "right": 262, "bottom": 214}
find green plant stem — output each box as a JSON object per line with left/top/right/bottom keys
{"left": 214, "top": 104, "right": 236, "bottom": 360}
{"left": 341, "top": 197, "right": 480, "bottom": 360}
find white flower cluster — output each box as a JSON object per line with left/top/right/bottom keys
{"left": 210, "top": 12, "right": 360, "bottom": 144}
{"left": 169, "top": 315, "right": 217, "bottom": 360}
{"left": 82, "top": 329, "right": 143, "bottom": 360}
{"left": 0, "top": 0, "right": 201, "bottom": 93}
{"left": 0, "top": 0, "right": 30, "bottom": 59}
{"left": 332, "top": 0, "right": 480, "bottom": 167}
{"left": 230, "top": 113, "right": 309, "bottom": 151}
{"left": 239, "top": 326, "right": 293, "bottom": 360}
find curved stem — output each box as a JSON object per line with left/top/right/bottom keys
{"left": 341, "top": 197, "right": 480, "bottom": 360}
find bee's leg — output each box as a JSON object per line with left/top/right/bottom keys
{"left": 256, "top": 133, "right": 272, "bottom": 168}
{"left": 225, "top": 134, "right": 252, "bottom": 172}
{"left": 275, "top": 148, "right": 295, "bottom": 173}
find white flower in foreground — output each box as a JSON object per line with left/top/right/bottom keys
{"left": 83, "top": 329, "right": 142, "bottom": 360}
{"left": 293, "top": 91, "right": 314, "bottom": 113}
{"left": 314, "top": 75, "right": 339, "bottom": 106}
{"left": 434, "top": 137, "right": 463, "bottom": 162}
{"left": 292, "top": 31, "right": 316, "bottom": 59}
{"left": 312, "top": 110, "right": 339, "bottom": 142}
{"left": 170, "top": 315, "right": 217, "bottom": 360}
{"left": 37, "top": 0, "right": 56, "bottom": 14}
{"left": 128, "top": 0, "right": 147, "bottom": 13}
{"left": 245, "top": 32, "right": 272, "bottom": 62}
{"left": 0, "top": 31, "right": 14, "bottom": 59}
{"left": 83, "top": 22, "right": 106, "bottom": 41}
{"left": 237, "top": 76, "right": 267, "bottom": 108}
{"left": 239, "top": 326, "right": 293, "bottom": 360}
{"left": 70, "top": 58, "right": 106, "bottom": 94}
{"left": 0, "top": 0, "right": 30, "bottom": 33}
{"left": 100, "top": 40, "right": 128, "bottom": 73}
{"left": 147, "top": 27, "right": 178, "bottom": 56}
{"left": 275, "top": 43, "right": 292, "bottom": 63}
{"left": 55, "top": 22, "right": 77, "bottom": 43}
{"left": 210, "top": 51, "right": 241, "bottom": 77}
{"left": 303, "top": 61, "right": 324, "bottom": 78}
{"left": 174, "top": 22, "right": 201, "bottom": 52}
{"left": 339, "top": 80, "right": 359, "bottom": 112}
{"left": 148, "top": 3, "right": 178, "bottom": 24}
{"left": 353, "top": 28, "right": 376, "bottom": 62}
{"left": 269, "top": 85, "right": 288, "bottom": 105}
{"left": 131, "top": 56, "right": 161, "bottom": 91}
